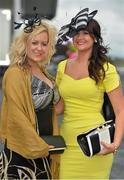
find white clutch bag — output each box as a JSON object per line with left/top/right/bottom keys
{"left": 77, "top": 120, "right": 115, "bottom": 157}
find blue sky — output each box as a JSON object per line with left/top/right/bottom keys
{"left": 53, "top": 0, "right": 124, "bottom": 59}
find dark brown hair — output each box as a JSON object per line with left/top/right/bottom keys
{"left": 85, "top": 19, "right": 109, "bottom": 84}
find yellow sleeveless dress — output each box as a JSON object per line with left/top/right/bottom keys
{"left": 56, "top": 60, "right": 120, "bottom": 179}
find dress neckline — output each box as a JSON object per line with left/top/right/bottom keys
{"left": 64, "top": 73, "right": 90, "bottom": 81}
{"left": 32, "top": 75, "right": 54, "bottom": 89}
{"left": 63, "top": 59, "right": 89, "bottom": 81}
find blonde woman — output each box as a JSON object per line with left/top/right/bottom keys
{"left": 0, "top": 19, "right": 60, "bottom": 179}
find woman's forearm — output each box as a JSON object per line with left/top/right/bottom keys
{"left": 114, "top": 111, "right": 124, "bottom": 148}
{"left": 54, "top": 98, "right": 64, "bottom": 114}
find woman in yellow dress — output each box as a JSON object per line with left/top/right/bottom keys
{"left": 55, "top": 8, "right": 124, "bottom": 179}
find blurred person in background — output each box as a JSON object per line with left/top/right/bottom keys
{"left": 46, "top": 43, "right": 68, "bottom": 77}
{"left": 55, "top": 8, "right": 124, "bottom": 179}
{"left": 66, "top": 41, "right": 77, "bottom": 60}
{"left": 0, "top": 17, "right": 61, "bottom": 179}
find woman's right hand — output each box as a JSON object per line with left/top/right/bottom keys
{"left": 54, "top": 98, "right": 64, "bottom": 114}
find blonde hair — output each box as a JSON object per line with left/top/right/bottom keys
{"left": 9, "top": 20, "right": 57, "bottom": 68}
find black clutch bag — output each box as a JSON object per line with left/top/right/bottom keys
{"left": 77, "top": 120, "right": 115, "bottom": 157}
{"left": 42, "top": 135, "right": 66, "bottom": 154}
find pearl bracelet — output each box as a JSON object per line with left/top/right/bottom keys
{"left": 113, "top": 144, "right": 118, "bottom": 154}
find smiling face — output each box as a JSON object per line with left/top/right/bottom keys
{"left": 26, "top": 31, "right": 49, "bottom": 64}
{"left": 73, "top": 30, "right": 95, "bottom": 52}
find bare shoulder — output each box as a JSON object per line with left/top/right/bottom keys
{"left": 66, "top": 58, "right": 76, "bottom": 67}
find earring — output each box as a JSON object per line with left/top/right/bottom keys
{"left": 94, "top": 39, "right": 97, "bottom": 43}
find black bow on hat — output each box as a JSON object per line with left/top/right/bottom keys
{"left": 14, "top": 7, "right": 42, "bottom": 33}
{"left": 57, "top": 8, "right": 97, "bottom": 44}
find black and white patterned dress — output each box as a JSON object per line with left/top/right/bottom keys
{"left": 0, "top": 75, "right": 60, "bottom": 180}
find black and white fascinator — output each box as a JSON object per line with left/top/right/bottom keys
{"left": 14, "top": 7, "right": 42, "bottom": 33}
{"left": 58, "top": 8, "right": 97, "bottom": 44}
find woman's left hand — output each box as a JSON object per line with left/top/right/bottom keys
{"left": 49, "top": 145, "right": 55, "bottom": 150}
{"left": 98, "top": 141, "right": 118, "bottom": 155}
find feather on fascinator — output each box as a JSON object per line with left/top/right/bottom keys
{"left": 14, "top": 7, "right": 43, "bottom": 33}
{"left": 58, "top": 8, "right": 97, "bottom": 44}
